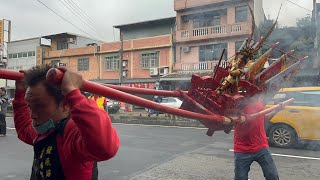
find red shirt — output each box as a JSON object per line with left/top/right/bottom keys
{"left": 234, "top": 99, "right": 269, "bottom": 153}
{"left": 13, "top": 89, "right": 120, "bottom": 180}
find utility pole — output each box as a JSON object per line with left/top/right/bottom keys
{"left": 314, "top": 0, "right": 318, "bottom": 54}
{"left": 314, "top": 0, "right": 319, "bottom": 67}
{"left": 119, "top": 31, "right": 123, "bottom": 85}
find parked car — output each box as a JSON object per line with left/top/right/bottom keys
{"left": 145, "top": 97, "right": 183, "bottom": 115}
{"left": 107, "top": 99, "right": 120, "bottom": 114}
{"left": 160, "top": 97, "right": 183, "bottom": 109}
{"left": 265, "top": 87, "right": 320, "bottom": 148}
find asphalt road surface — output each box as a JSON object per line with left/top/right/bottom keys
{"left": 1, "top": 117, "right": 320, "bottom": 180}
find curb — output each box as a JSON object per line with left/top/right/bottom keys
{"left": 109, "top": 115, "right": 205, "bottom": 128}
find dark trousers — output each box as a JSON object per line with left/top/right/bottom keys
{"left": 234, "top": 148, "right": 279, "bottom": 180}
{"left": 0, "top": 113, "right": 6, "bottom": 135}
{"left": 148, "top": 98, "right": 161, "bottom": 116}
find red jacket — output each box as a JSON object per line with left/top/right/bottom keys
{"left": 234, "top": 99, "right": 269, "bottom": 153}
{"left": 13, "top": 89, "right": 120, "bottom": 180}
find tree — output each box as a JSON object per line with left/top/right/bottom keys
{"left": 296, "top": 16, "right": 315, "bottom": 41}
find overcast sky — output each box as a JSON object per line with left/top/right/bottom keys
{"left": 0, "top": 0, "right": 314, "bottom": 42}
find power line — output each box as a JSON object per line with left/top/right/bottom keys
{"left": 285, "top": 0, "right": 312, "bottom": 12}
{"left": 67, "top": 0, "right": 113, "bottom": 40}
{"left": 64, "top": 0, "right": 122, "bottom": 50}
{"left": 35, "top": 0, "right": 100, "bottom": 40}
{"left": 57, "top": 0, "right": 107, "bottom": 40}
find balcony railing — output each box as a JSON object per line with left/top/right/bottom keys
{"left": 180, "top": 61, "right": 229, "bottom": 71}
{"left": 177, "top": 23, "right": 250, "bottom": 42}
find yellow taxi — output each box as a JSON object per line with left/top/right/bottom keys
{"left": 265, "top": 87, "right": 320, "bottom": 148}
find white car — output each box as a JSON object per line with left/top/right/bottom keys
{"left": 160, "top": 97, "right": 183, "bottom": 109}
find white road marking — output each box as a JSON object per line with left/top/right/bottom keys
{"left": 6, "top": 127, "right": 15, "bottom": 130}
{"left": 229, "top": 149, "right": 320, "bottom": 160}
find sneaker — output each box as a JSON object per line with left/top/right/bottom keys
{"left": 0, "top": 134, "right": 6, "bottom": 137}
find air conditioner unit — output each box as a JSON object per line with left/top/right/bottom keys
{"left": 58, "top": 62, "right": 67, "bottom": 67}
{"left": 67, "top": 37, "right": 75, "bottom": 44}
{"left": 149, "top": 68, "right": 158, "bottom": 76}
{"left": 182, "top": 47, "right": 190, "bottom": 53}
{"left": 122, "top": 60, "right": 128, "bottom": 67}
{"left": 159, "top": 67, "right": 169, "bottom": 76}
{"left": 122, "top": 70, "right": 128, "bottom": 77}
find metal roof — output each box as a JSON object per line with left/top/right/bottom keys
{"left": 114, "top": 17, "right": 175, "bottom": 29}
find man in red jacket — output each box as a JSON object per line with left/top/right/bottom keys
{"left": 234, "top": 97, "right": 279, "bottom": 180}
{"left": 13, "top": 65, "right": 120, "bottom": 180}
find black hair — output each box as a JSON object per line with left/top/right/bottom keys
{"left": 24, "top": 64, "right": 64, "bottom": 104}
{"left": 0, "top": 87, "right": 6, "bottom": 94}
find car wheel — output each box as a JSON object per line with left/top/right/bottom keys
{"left": 268, "top": 124, "right": 297, "bottom": 148}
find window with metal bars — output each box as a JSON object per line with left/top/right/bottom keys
{"left": 105, "top": 55, "right": 120, "bottom": 70}
{"left": 140, "top": 52, "right": 159, "bottom": 68}
{"left": 78, "top": 58, "right": 89, "bottom": 71}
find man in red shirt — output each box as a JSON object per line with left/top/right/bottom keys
{"left": 13, "top": 65, "right": 120, "bottom": 180}
{"left": 234, "top": 97, "right": 279, "bottom": 180}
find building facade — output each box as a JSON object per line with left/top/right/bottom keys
{"left": 161, "top": 0, "right": 263, "bottom": 90}
{"left": 6, "top": 37, "right": 44, "bottom": 96}
{"left": 43, "top": 18, "right": 175, "bottom": 90}
{"left": 4, "top": 33, "right": 102, "bottom": 97}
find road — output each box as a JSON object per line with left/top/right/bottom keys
{"left": 0, "top": 117, "right": 320, "bottom": 180}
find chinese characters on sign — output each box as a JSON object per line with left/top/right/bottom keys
{"left": 124, "top": 82, "right": 155, "bottom": 89}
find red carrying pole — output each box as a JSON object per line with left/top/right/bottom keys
{"left": 46, "top": 68, "right": 226, "bottom": 123}
{"left": 0, "top": 68, "right": 293, "bottom": 126}
{"left": 103, "top": 84, "right": 186, "bottom": 97}
{"left": 0, "top": 69, "right": 24, "bottom": 81}
{"left": 247, "top": 98, "right": 294, "bottom": 120}
{"left": 0, "top": 68, "right": 226, "bottom": 123}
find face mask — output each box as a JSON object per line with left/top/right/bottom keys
{"left": 33, "top": 119, "right": 55, "bottom": 135}
{"left": 32, "top": 106, "right": 59, "bottom": 135}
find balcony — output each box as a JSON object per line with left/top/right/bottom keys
{"left": 176, "top": 23, "right": 251, "bottom": 42}
{"left": 177, "top": 60, "right": 229, "bottom": 72}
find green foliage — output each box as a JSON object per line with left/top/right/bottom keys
{"left": 289, "top": 36, "right": 314, "bottom": 53}
{"left": 296, "top": 16, "right": 316, "bottom": 41}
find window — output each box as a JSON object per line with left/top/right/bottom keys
{"left": 57, "top": 40, "right": 68, "bottom": 50}
{"left": 105, "top": 55, "right": 120, "bottom": 70}
{"left": 28, "top": 51, "right": 35, "bottom": 57}
{"left": 213, "top": 16, "right": 221, "bottom": 26}
{"left": 271, "top": 91, "right": 320, "bottom": 107}
{"left": 78, "top": 58, "right": 89, "bottom": 71}
{"left": 199, "top": 43, "right": 227, "bottom": 61}
{"left": 140, "top": 52, "right": 159, "bottom": 68}
{"left": 12, "top": 53, "right": 17, "bottom": 58}
{"left": 22, "top": 52, "right": 28, "bottom": 57}
{"left": 18, "top": 53, "right": 23, "bottom": 58}
{"left": 51, "top": 60, "right": 60, "bottom": 66}
{"left": 287, "top": 91, "right": 320, "bottom": 107}
{"left": 235, "top": 6, "right": 248, "bottom": 23}
{"left": 193, "top": 17, "right": 220, "bottom": 28}
{"left": 8, "top": 54, "right": 13, "bottom": 59}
